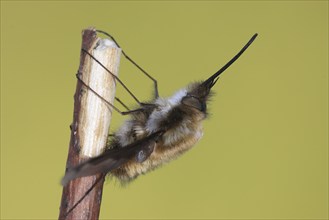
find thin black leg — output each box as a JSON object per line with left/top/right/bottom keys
{"left": 76, "top": 73, "right": 145, "bottom": 116}
{"left": 82, "top": 49, "right": 142, "bottom": 105}
{"left": 96, "top": 30, "right": 159, "bottom": 99}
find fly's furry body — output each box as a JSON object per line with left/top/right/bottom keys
{"left": 110, "top": 86, "right": 206, "bottom": 182}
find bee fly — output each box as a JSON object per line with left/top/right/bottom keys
{"left": 62, "top": 32, "right": 258, "bottom": 186}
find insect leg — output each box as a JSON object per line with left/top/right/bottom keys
{"left": 82, "top": 49, "right": 143, "bottom": 105}
{"left": 63, "top": 173, "right": 106, "bottom": 218}
{"left": 96, "top": 30, "right": 159, "bottom": 99}
{"left": 115, "top": 97, "right": 130, "bottom": 111}
{"left": 76, "top": 73, "right": 145, "bottom": 115}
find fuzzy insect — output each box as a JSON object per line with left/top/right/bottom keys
{"left": 62, "top": 32, "right": 258, "bottom": 186}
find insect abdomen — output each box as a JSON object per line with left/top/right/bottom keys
{"left": 111, "top": 125, "right": 203, "bottom": 182}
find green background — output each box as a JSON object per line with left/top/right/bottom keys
{"left": 1, "top": 1, "right": 328, "bottom": 219}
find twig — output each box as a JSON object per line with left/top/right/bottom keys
{"left": 58, "top": 27, "right": 122, "bottom": 220}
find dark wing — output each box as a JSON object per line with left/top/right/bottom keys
{"left": 61, "top": 131, "right": 163, "bottom": 186}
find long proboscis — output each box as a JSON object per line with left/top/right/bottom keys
{"left": 202, "top": 33, "right": 258, "bottom": 87}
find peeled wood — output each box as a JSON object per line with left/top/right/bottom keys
{"left": 58, "top": 27, "right": 121, "bottom": 220}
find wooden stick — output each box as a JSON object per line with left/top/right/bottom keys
{"left": 58, "top": 27, "right": 121, "bottom": 220}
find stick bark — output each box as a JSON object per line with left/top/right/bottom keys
{"left": 59, "top": 27, "right": 121, "bottom": 220}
